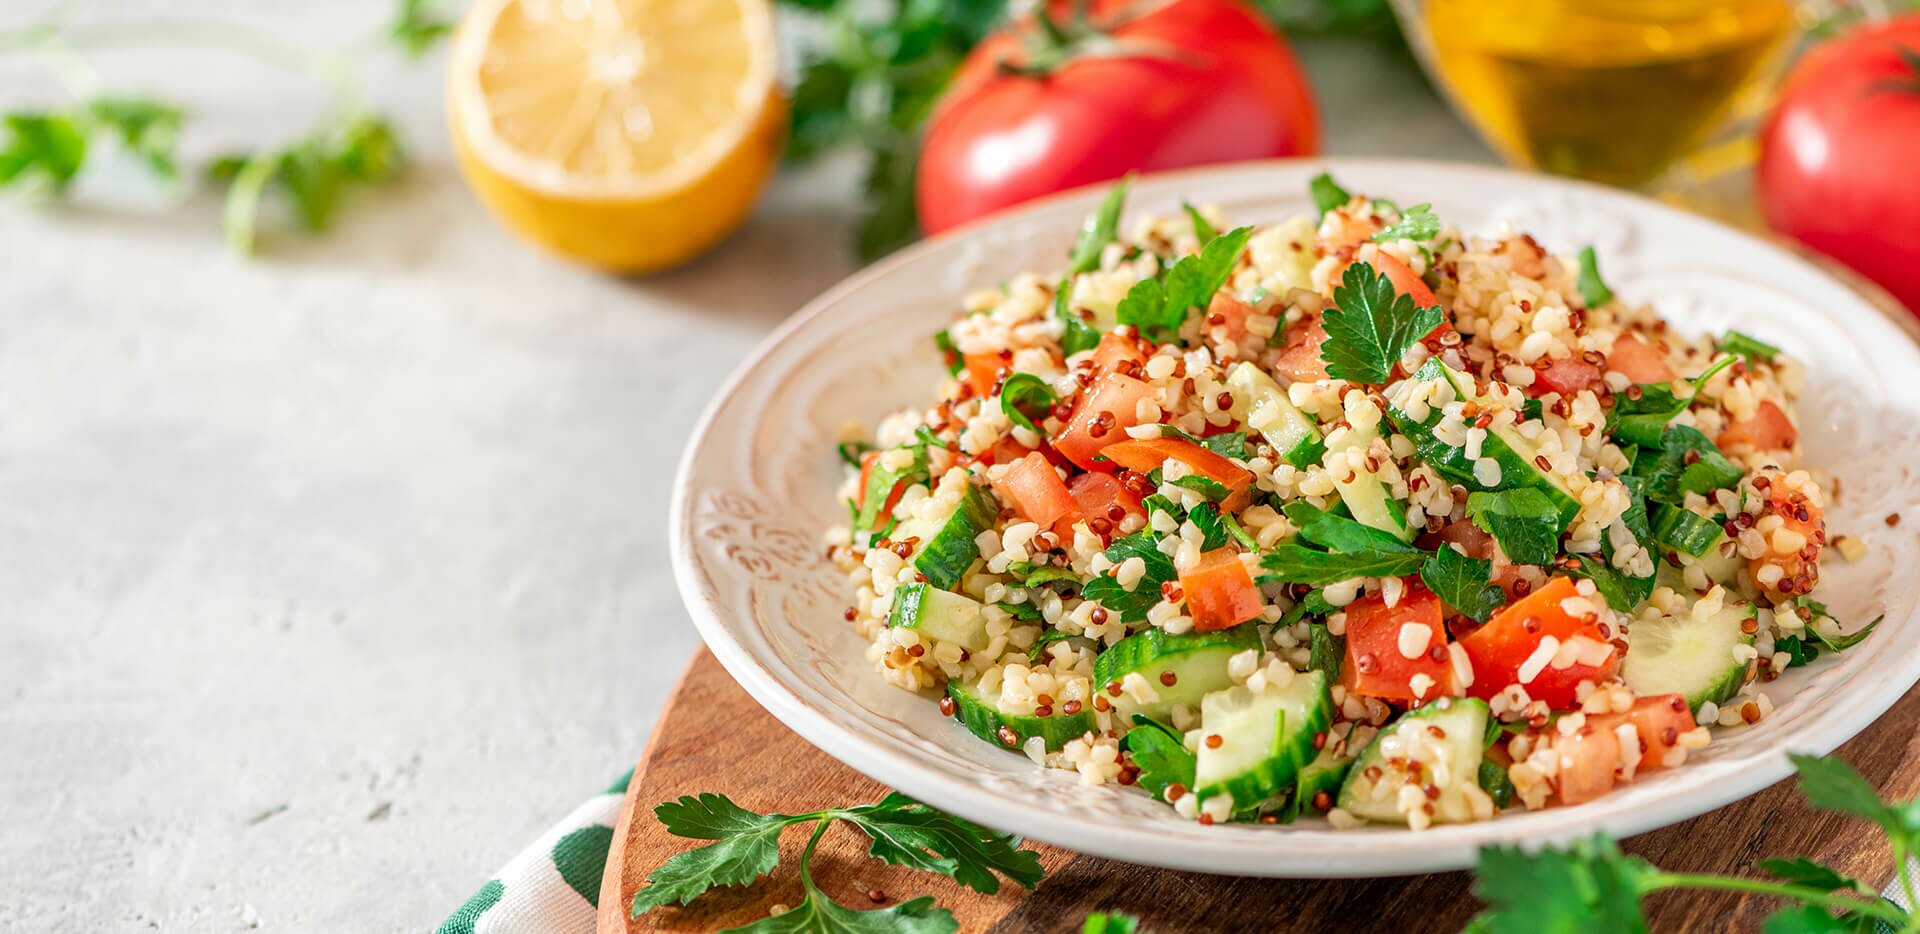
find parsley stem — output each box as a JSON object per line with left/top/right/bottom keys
{"left": 797, "top": 815, "right": 834, "bottom": 898}
{"left": 1894, "top": 838, "right": 1920, "bottom": 932}
{"left": 1649, "top": 872, "right": 1910, "bottom": 925}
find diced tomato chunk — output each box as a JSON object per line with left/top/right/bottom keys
{"left": 1550, "top": 721, "right": 1621, "bottom": 806}
{"left": 1607, "top": 333, "right": 1674, "bottom": 384}
{"left": 1096, "top": 437, "right": 1254, "bottom": 512}
{"left": 1428, "top": 521, "right": 1530, "bottom": 599}
{"left": 855, "top": 451, "right": 909, "bottom": 529}
{"left": 1595, "top": 693, "right": 1697, "bottom": 774}
{"left": 1717, "top": 400, "right": 1798, "bottom": 452}
{"left": 1089, "top": 331, "right": 1147, "bottom": 375}
{"left": 1061, "top": 472, "right": 1144, "bottom": 538}
{"left": 1054, "top": 373, "right": 1155, "bottom": 470}
{"left": 979, "top": 435, "right": 1033, "bottom": 467}
{"left": 1338, "top": 582, "right": 1454, "bottom": 702}
{"left": 1529, "top": 355, "right": 1605, "bottom": 398}
{"left": 1275, "top": 311, "right": 1331, "bottom": 383}
{"left": 990, "top": 452, "right": 1075, "bottom": 531}
{"left": 1205, "top": 292, "right": 1254, "bottom": 342}
{"left": 1181, "top": 548, "right": 1263, "bottom": 632}
{"left": 1370, "top": 252, "right": 1440, "bottom": 310}
{"left": 1459, "top": 577, "right": 1618, "bottom": 711}
{"left": 963, "top": 351, "right": 1006, "bottom": 397}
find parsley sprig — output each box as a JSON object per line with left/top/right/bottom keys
{"left": 631, "top": 791, "right": 1042, "bottom": 932}
{"left": 1319, "top": 260, "right": 1445, "bottom": 384}
{"left": 1466, "top": 754, "right": 1918, "bottom": 933}
{"left": 0, "top": 4, "right": 430, "bottom": 253}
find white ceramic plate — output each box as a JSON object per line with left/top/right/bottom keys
{"left": 670, "top": 159, "right": 1920, "bottom": 877}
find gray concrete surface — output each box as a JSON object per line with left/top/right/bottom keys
{"left": 0, "top": 3, "right": 1487, "bottom": 930}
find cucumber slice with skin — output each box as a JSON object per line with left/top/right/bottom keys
{"left": 1652, "top": 504, "right": 1723, "bottom": 557}
{"left": 890, "top": 483, "right": 1000, "bottom": 591}
{"left": 1293, "top": 741, "right": 1356, "bottom": 817}
{"left": 1620, "top": 596, "right": 1756, "bottom": 715}
{"left": 1386, "top": 359, "right": 1581, "bottom": 528}
{"left": 947, "top": 679, "right": 1094, "bottom": 751}
{"left": 1092, "top": 627, "right": 1262, "bottom": 722}
{"left": 889, "top": 582, "right": 989, "bottom": 652}
{"left": 1337, "top": 698, "right": 1491, "bottom": 826}
{"left": 1322, "top": 403, "right": 1414, "bottom": 543}
{"left": 1194, "top": 670, "right": 1332, "bottom": 807}
{"left": 1226, "top": 362, "right": 1325, "bottom": 469}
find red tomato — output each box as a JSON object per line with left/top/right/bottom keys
{"left": 1717, "top": 399, "right": 1798, "bottom": 452}
{"left": 917, "top": 0, "right": 1319, "bottom": 234}
{"left": 1097, "top": 436, "right": 1254, "bottom": 511}
{"left": 1338, "top": 583, "right": 1454, "bottom": 703}
{"left": 991, "top": 452, "right": 1076, "bottom": 530}
{"left": 980, "top": 434, "right": 1035, "bottom": 467}
{"left": 1275, "top": 310, "right": 1331, "bottom": 383}
{"left": 963, "top": 351, "right": 1007, "bottom": 397}
{"left": 1062, "top": 471, "right": 1144, "bottom": 537}
{"left": 1529, "top": 355, "right": 1605, "bottom": 398}
{"left": 1054, "top": 372, "right": 1154, "bottom": 470}
{"left": 1595, "top": 694, "right": 1697, "bottom": 774}
{"left": 1549, "top": 719, "right": 1621, "bottom": 806}
{"left": 1089, "top": 331, "right": 1147, "bottom": 374}
{"left": 856, "top": 451, "right": 909, "bottom": 528}
{"left": 1205, "top": 292, "right": 1254, "bottom": 343}
{"left": 1181, "top": 548, "right": 1263, "bottom": 632}
{"left": 1607, "top": 333, "right": 1673, "bottom": 384}
{"left": 1758, "top": 16, "right": 1920, "bottom": 313}
{"left": 1459, "top": 577, "right": 1618, "bottom": 711}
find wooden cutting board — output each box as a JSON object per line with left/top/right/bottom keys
{"left": 600, "top": 649, "right": 1920, "bottom": 933}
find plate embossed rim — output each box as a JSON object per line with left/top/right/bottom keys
{"left": 670, "top": 158, "right": 1920, "bottom": 877}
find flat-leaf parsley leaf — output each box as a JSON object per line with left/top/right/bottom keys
{"left": 1319, "top": 260, "right": 1445, "bottom": 384}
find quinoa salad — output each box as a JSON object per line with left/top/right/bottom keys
{"left": 822, "top": 176, "right": 1881, "bottom": 830}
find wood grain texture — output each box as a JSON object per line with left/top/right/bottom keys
{"left": 603, "top": 650, "right": 1920, "bottom": 933}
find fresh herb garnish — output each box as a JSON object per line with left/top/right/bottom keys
{"left": 0, "top": 97, "right": 183, "bottom": 193}
{"left": 997, "top": 600, "right": 1044, "bottom": 622}
{"left": 1171, "top": 474, "right": 1232, "bottom": 504}
{"left": 1122, "top": 714, "right": 1195, "bottom": 801}
{"left": 1576, "top": 245, "right": 1615, "bottom": 308}
{"left": 1284, "top": 501, "right": 1418, "bottom": 556}
{"left": 1421, "top": 544, "right": 1505, "bottom": 623}
{"left": 1259, "top": 545, "right": 1427, "bottom": 587}
{"left": 1083, "top": 912, "right": 1144, "bottom": 934}
{"left": 630, "top": 791, "right": 1043, "bottom": 931}
{"left": 1309, "top": 171, "right": 1351, "bottom": 217}
{"left": 1319, "top": 260, "right": 1446, "bottom": 384}
{"left": 1027, "top": 628, "right": 1083, "bottom": 662}
{"left": 1115, "top": 226, "right": 1254, "bottom": 343}
{"left": 390, "top": 0, "right": 454, "bottom": 58}
{"left": 932, "top": 329, "right": 963, "bottom": 377}
{"left": 1054, "top": 180, "right": 1129, "bottom": 355}
{"left": 999, "top": 373, "right": 1059, "bottom": 435}
{"left": 1722, "top": 330, "right": 1781, "bottom": 362}
{"left": 1183, "top": 201, "right": 1218, "bottom": 241}
{"left": 838, "top": 440, "right": 875, "bottom": 468}
{"left": 207, "top": 113, "right": 406, "bottom": 254}
{"left": 1371, "top": 202, "right": 1440, "bottom": 244}
{"left": 1464, "top": 489, "right": 1563, "bottom": 566}
{"left": 1081, "top": 530, "right": 1179, "bottom": 621}
{"left": 1466, "top": 754, "right": 1917, "bottom": 933}
{"left": 1609, "top": 355, "right": 1737, "bottom": 447}
{"left": 1631, "top": 425, "right": 1744, "bottom": 504}
{"left": 1307, "top": 620, "right": 1344, "bottom": 679}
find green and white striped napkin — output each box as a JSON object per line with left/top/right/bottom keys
{"left": 437, "top": 769, "right": 632, "bottom": 934}
{"left": 441, "top": 769, "right": 1914, "bottom": 933}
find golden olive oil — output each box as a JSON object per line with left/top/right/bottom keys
{"left": 1421, "top": 0, "right": 1795, "bottom": 186}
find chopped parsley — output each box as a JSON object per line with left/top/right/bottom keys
{"left": 1576, "top": 245, "right": 1614, "bottom": 308}
{"left": 1464, "top": 489, "right": 1563, "bottom": 566}
{"left": 1122, "top": 714, "right": 1195, "bottom": 801}
{"left": 1309, "top": 171, "right": 1351, "bottom": 217}
{"left": 1421, "top": 544, "right": 1505, "bottom": 623}
{"left": 1371, "top": 202, "right": 1440, "bottom": 244}
{"left": 1722, "top": 330, "right": 1781, "bottom": 362}
{"left": 1183, "top": 201, "right": 1217, "bottom": 241}
{"left": 1318, "top": 260, "right": 1445, "bottom": 384}
{"left": 1116, "top": 225, "right": 1254, "bottom": 343}
{"left": 1080, "top": 530, "right": 1178, "bottom": 621}
{"left": 932, "top": 329, "right": 962, "bottom": 377}
{"left": 1055, "top": 180, "right": 1130, "bottom": 355}
{"left": 836, "top": 440, "right": 875, "bottom": 468}
{"left": 998, "top": 372, "right": 1058, "bottom": 434}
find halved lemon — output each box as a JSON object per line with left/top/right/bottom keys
{"left": 448, "top": 0, "right": 784, "bottom": 274}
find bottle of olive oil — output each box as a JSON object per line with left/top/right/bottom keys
{"left": 1419, "top": 0, "right": 1795, "bottom": 187}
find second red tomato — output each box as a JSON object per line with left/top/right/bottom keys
{"left": 916, "top": 0, "right": 1320, "bottom": 235}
